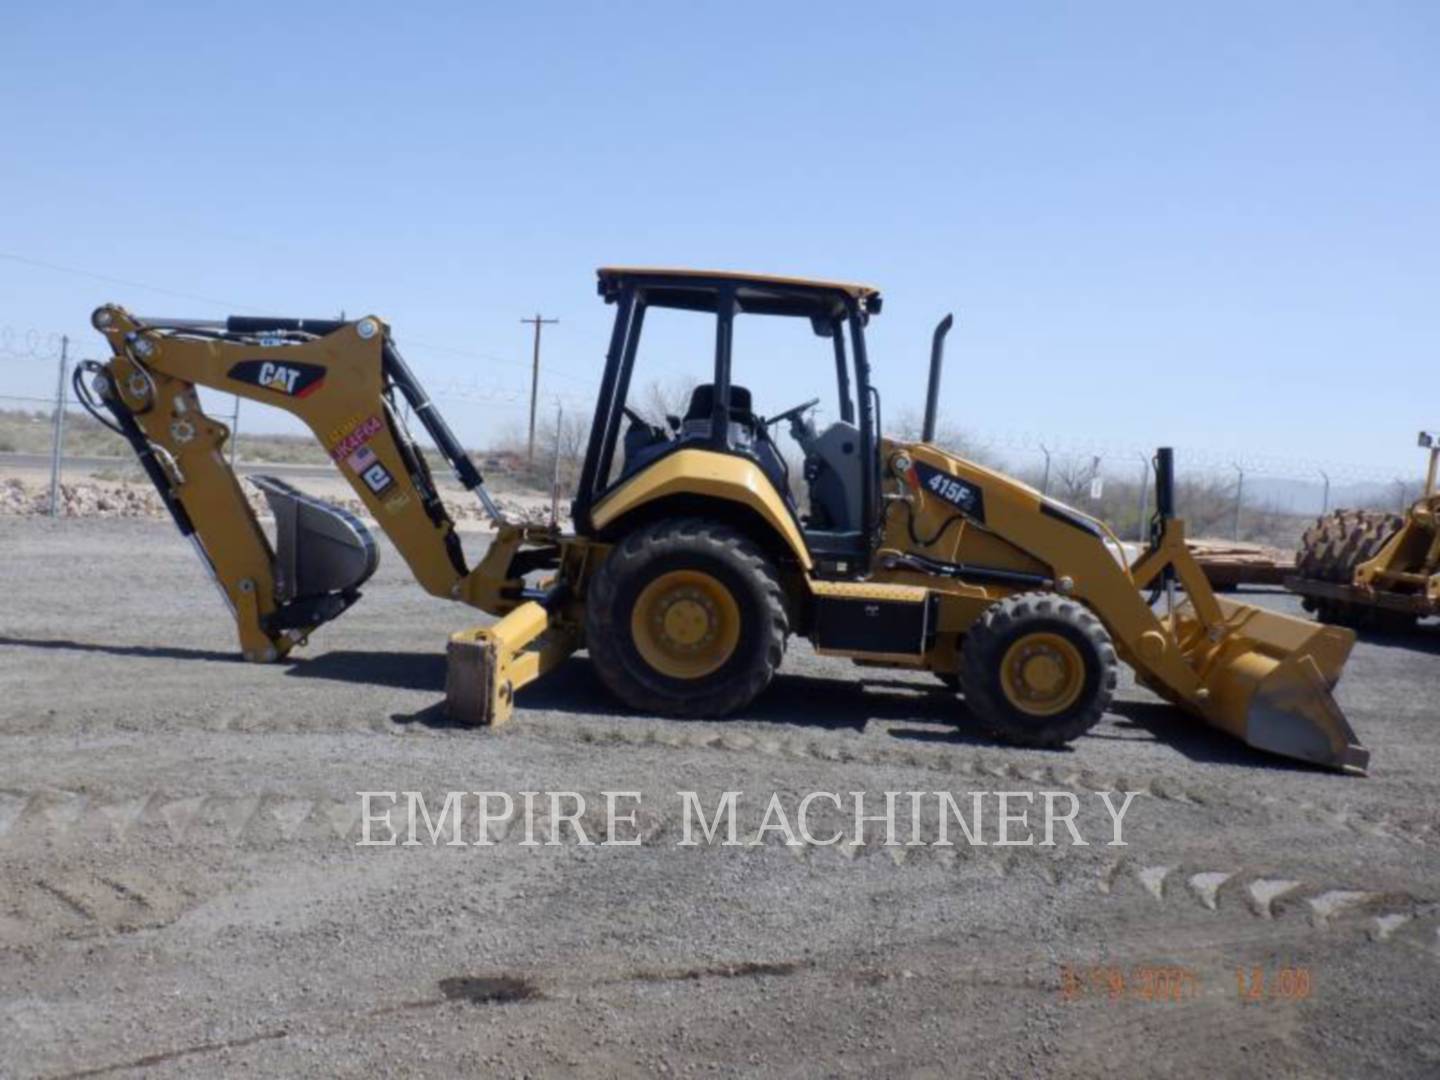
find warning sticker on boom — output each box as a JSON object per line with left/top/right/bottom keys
{"left": 330, "top": 415, "right": 384, "bottom": 462}
{"left": 360, "top": 461, "right": 395, "bottom": 496}
{"left": 911, "top": 461, "right": 986, "bottom": 522}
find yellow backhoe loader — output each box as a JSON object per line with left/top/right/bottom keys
{"left": 1289, "top": 433, "right": 1440, "bottom": 632}
{"left": 84, "top": 268, "right": 1368, "bottom": 773}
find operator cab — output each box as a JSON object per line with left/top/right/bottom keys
{"left": 576, "top": 268, "right": 884, "bottom": 570}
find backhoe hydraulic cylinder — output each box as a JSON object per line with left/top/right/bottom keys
{"left": 381, "top": 341, "right": 485, "bottom": 492}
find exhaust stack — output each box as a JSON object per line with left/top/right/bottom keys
{"left": 921, "top": 313, "right": 953, "bottom": 443}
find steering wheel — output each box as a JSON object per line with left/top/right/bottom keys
{"left": 765, "top": 397, "right": 821, "bottom": 430}
{"left": 623, "top": 404, "right": 670, "bottom": 441}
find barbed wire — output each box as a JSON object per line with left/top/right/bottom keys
{"left": 0, "top": 313, "right": 1422, "bottom": 489}
{"left": 0, "top": 324, "right": 76, "bottom": 363}
{"left": 0, "top": 394, "right": 61, "bottom": 406}
{"left": 949, "top": 426, "right": 1410, "bottom": 485}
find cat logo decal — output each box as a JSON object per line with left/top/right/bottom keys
{"left": 227, "top": 359, "right": 327, "bottom": 398}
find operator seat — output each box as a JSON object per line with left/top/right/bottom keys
{"left": 619, "top": 383, "right": 765, "bottom": 483}
{"left": 682, "top": 383, "right": 757, "bottom": 430}
{"left": 680, "top": 383, "right": 791, "bottom": 502}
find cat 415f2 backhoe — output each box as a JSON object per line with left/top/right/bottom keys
{"left": 84, "top": 268, "right": 1368, "bottom": 773}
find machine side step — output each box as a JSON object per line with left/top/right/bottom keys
{"left": 809, "top": 581, "right": 938, "bottom": 661}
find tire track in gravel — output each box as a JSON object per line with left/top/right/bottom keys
{"left": 31, "top": 925, "right": 1382, "bottom": 1080}
{"left": 7, "top": 698, "right": 1437, "bottom": 851}
{"left": 513, "top": 716, "right": 1440, "bottom": 849}
{"left": 5, "top": 869, "right": 205, "bottom": 944}
{"left": 2, "top": 786, "right": 1435, "bottom": 958}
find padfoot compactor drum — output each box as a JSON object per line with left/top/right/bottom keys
{"left": 1290, "top": 434, "right": 1440, "bottom": 634}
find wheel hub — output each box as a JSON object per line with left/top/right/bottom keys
{"left": 630, "top": 570, "right": 741, "bottom": 680}
{"left": 1000, "top": 632, "right": 1085, "bottom": 716}
{"left": 1019, "top": 651, "right": 1065, "bottom": 695}
{"left": 658, "top": 593, "right": 717, "bottom": 649}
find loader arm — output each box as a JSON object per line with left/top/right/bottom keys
{"left": 884, "top": 442, "right": 1367, "bottom": 773}
{"left": 84, "top": 306, "right": 546, "bottom": 661}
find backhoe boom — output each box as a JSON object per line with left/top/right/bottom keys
{"left": 84, "top": 306, "right": 552, "bottom": 661}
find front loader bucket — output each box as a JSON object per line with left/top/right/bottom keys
{"left": 1169, "top": 597, "right": 1368, "bottom": 774}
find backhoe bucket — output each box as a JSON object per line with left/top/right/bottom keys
{"left": 251, "top": 475, "right": 378, "bottom": 629}
{"left": 1170, "top": 597, "right": 1368, "bottom": 774}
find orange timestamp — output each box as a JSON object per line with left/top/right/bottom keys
{"left": 1059, "top": 964, "right": 1200, "bottom": 1003}
{"left": 1236, "top": 966, "right": 1312, "bottom": 1001}
{"left": 1060, "top": 964, "right": 1315, "bottom": 1003}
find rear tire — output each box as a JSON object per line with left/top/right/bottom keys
{"left": 961, "top": 592, "right": 1117, "bottom": 747}
{"left": 586, "top": 518, "right": 788, "bottom": 718}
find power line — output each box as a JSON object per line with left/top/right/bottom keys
{"left": 0, "top": 252, "right": 263, "bottom": 312}
{"left": 1, "top": 249, "right": 606, "bottom": 391}
{"left": 404, "top": 335, "right": 597, "bottom": 390}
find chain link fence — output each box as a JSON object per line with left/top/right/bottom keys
{"left": 905, "top": 423, "right": 1423, "bottom": 549}
{"left": 2, "top": 322, "right": 1424, "bottom": 546}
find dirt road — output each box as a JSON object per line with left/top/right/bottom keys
{"left": 2, "top": 517, "right": 1438, "bottom": 1077}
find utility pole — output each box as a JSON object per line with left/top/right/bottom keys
{"left": 48, "top": 336, "right": 69, "bottom": 519}
{"left": 551, "top": 402, "right": 563, "bottom": 526}
{"left": 230, "top": 397, "right": 241, "bottom": 468}
{"left": 1136, "top": 453, "right": 1150, "bottom": 543}
{"left": 521, "top": 313, "right": 559, "bottom": 467}
{"left": 1232, "top": 463, "right": 1245, "bottom": 541}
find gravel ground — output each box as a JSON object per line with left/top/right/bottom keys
{"left": 2, "top": 516, "right": 1439, "bottom": 1078}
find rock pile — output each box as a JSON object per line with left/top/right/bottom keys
{"left": 0, "top": 475, "right": 561, "bottom": 526}
{"left": 2, "top": 477, "right": 170, "bottom": 518}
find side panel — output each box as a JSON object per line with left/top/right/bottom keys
{"left": 589, "top": 448, "right": 813, "bottom": 570}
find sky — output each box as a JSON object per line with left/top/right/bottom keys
{"left": 2, "top": 2, "right": 1437, "bottom": 480}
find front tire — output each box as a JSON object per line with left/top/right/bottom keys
{"left": 585, "top": 518, "right": 788, "bottom": 717}
{"left": 960, "top": 592, "right": 1116, "bottom": 747}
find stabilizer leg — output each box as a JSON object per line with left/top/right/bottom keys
{"left": 445, "top": 602, "right": 579, "bottom": 725}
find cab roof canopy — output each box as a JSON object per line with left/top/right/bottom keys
{"left": 597, "top": 267, "right": 882, "bottom": 319}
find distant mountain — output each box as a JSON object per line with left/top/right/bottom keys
{"left": 1243, "top": 476, "right": 1417, "bottom": 517}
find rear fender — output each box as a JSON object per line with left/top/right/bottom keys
{"left": 589, "top": 448, "right": 812, "bottom": 570}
